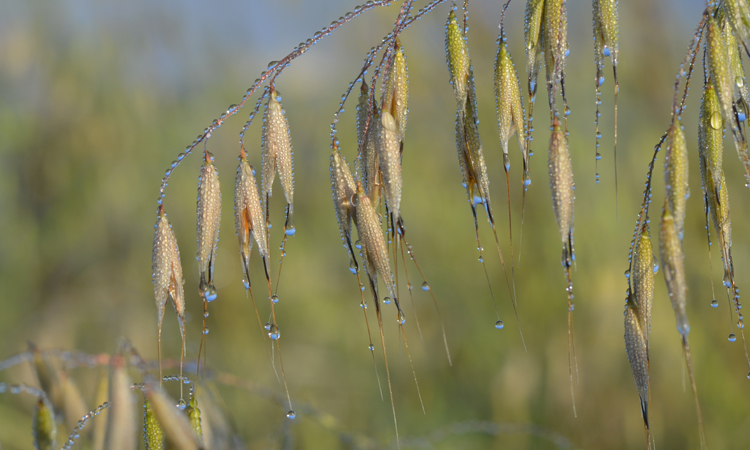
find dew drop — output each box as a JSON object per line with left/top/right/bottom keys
{"left": 360, "top": 302, "right": 367, "bottom": 309}
{"left": 729, "top": 333, "right": 737, "bottom": 342}
{"left": 355, "top": 239, "right": 362, "bottom": 249}
{"left": 286, "top": 410, "right": 296, "bottom": 419}
{"left": 349, "top": 260, "right": 357, "bottom": 274}
{"left": 603, "top": 46, "right": 611, "bottom": 57}
{"left": 495, "top": 320, "right": 504, "bottom": 330}
{"left": 286, "top": 226, "right": 296, "bottom": 236}
{"left": 565, "top": 106, "right": 571, "bottom": 116}
{"left": 368, "top": 344, "right": 375, "bottom": 351}
{"left": 176, "top": 399, "right": 187, "bottom": 410}
{"left": 383, "top": 297, "right": 392, "bottom": 305}
{"left": 711, "top": 299, "right": 719, "bottom": 308}
{"left": 624, "top": 269, "right": 630, "bottom": 279}
{"left": 271, "top": 295, "right": 280, "bottom": 304}
{"left": 710, "top": 112, "right": 722, "bottom": 130}
{"left": 738, "top": 320, "right": 745, "bottom": 329}
{"left": 595, "top": 152, "right": 602, "bottom": 161}
{"left": 397, "top": 311, "right": 406, "bottom": 325}
{"left": 736, "top": 75, "right": 744, "bottom": 88}
{"left": 264, "top": 322, "right": 271, "bottom": 330}
{"left": 203, "top": 311, "right": 209, "bottom": 318}
{"left": 202, "top": 327, "right": 209, "bottom": 335}
{"left": 598, "top": 76, "right": 605, "bottom": 87}
{"left": 421, "top": 281, "right": 430, "bottom": 291}
{"left": 269, "top": 324, "right": 281, "bottom": 340}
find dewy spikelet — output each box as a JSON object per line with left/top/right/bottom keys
{"left": 524, "top": 0, "right": 545, "bottom": 99}
{"left": 235, "top": 151, "right": 271, "bottom": 286}
{"left": 357, "top": 84, "right": 382, "bottom": 205}
{"left": 383, "top": 38, "right": 409, "bottom": 145}
{"left": 377, "top": 110, "right": 403, "bottom": 223}
{"left": 548, "top": 117, "right": 575, "bottom": 263}
{"left": 446, "top": 10, "right": 470, "bottom": 106}
{"left": 660, "top": 206, "right": 690, "bottom": 337}
{"left": 143, "top": 399, "right": 164, "bottom": 450}
{"left": 33, "top": 396, "right": 57, "bottom": 450}
{"left": 262, "top": 89, "right": 296, "bottom": 234}
{"left": 196, "top": 151, "right": 222, "bottom": 301}
{"left": 153, "top": 205, "right": 186, "bottom": 346}
{"left": 495, "top": 34, "right": 528, "bottom": 173}
{"left": 330, "top": 142, "right": 358, "bottom": 256}
{"left": 664, "top": 122, "right": 688, "bottom": 241}
{"left": 544, "top": 0, "right": 568, "bottom": 109}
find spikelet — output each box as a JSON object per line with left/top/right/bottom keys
{"left": 465, "top": 81, "right": 492, "bottom": 210}
{"left": 383, "top": 38, "right": 409, "bottom": 144}
{"left": 146, "top": 385, "right": 202, "bottom": 450}
{"left": 143, "top": 399, "right": 164, "bottom": 450}
{"left": 28, "top": 342, "right": 61, "bottom": 408}
{"left": 524, "top": 0, "right": 545, "bottom": 99}
{"left": 495, "top": 34, "right": 528, "bottom": 176}
{"left": 59, "top": 371, "right": 88, "bottom": 433}
{"left": 354, "top": 183, "right": 397, "bottom": 303}
{"left": 91, "top": 370, "right": 108, "bottom": 450}
{"left": 196, "top": 152, "right": 222, "bottom": 301}
{"left": 152, "top": 205, "right": 186, "bottom": 374}
{"left": 632, "top": 231, "right": 655, "bottom": 347}
{"left": 707, "top": 11, "right": 750, "bottom": 183}
{"left": 664, "top": 122, "right": 688, "bottom": 241}
{"left": 357, "top": 85, "right": 382, "bottom": 205}
{"left": 105, "top": 358, "right": 137, "bottom": 450}
{"left": 548, "top": 117, "right": 574, "bottom": 263}
{"left": 544, "top": 0, "right": 568, "bottom": 110}
{"left": 33, "top": 396, "right": 56, "bottom": 450}
{"left": 377, "top": 110, "right": 403, "bottom": 223}
{"left": 446, "top": 10, "right": 470, "bottom": 106}
{"left": 593, "top": 0, "right": 619, "bottom": 65}
{"left": 725, "top": 21, "right": 750, "bottom": 107}
{"left": 262, "top": 89, "right": 295, "bottom": 233}
{"left": 624, "top": 295, "right": 650, "bottom": 432}
{"left": 185, "top": 396, "right": 203, "bottom": 441}
{"left": 330, "top": 142, "right": 358, "bottom": 256}
{"left": 722, "top": 0, "right": 750, "bottom": 53}
{"left": 660, "top": 207, "right": 689, "bottom": 337}
{"left": 235, "top": 152, "right": 271, "bottom": 285}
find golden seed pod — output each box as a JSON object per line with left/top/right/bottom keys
{"left": 196, "top": 153, "right": 222, "bottom": 301}
{"left": 464, "top": 81, "right": 492, "bottom": 208}
{"left": 495, "top": 36, "right": 527, "bottom": 169}
{"left": 262, "top": 89, "right": 295, "bottom": 233}
{"left": 544, "top": 0, "right": 568, "bottom": 99}
{"left": 722, "top": 0, "right": 750, "bottom": 51}
{"left": 185, "top": 396, "right": 203, "bottom": 440}
{"left": 383, "top": 38, "right": 409, "bottom": 144}
{"left": 330, "top": 142, "right": 357, "bottom": 249}
{"left": 143, "top": 399, "right": 164, "bottom": 450}
{"left": 33, "top": 397, "right": 57, "bottom": 450}
{"left": 593, "top": 0, "right": 619, "bottom": 64}
{"left": 548, "top": 118, "right": 574, "bottom": 249}
{"left": 660, "top": 207, "right": 690, "bottom": 337}
{"left": 146, "top": 385, "right": 202, "bottom": 450}
{"left": 524, "top": 0, "right": 545, "bottom": 96}
{"left": 631, "top": 231, "right": 655, "bottom": 346}
{"left": 445, "top": 10, "right": 470, "bottom": 106}
{"left": 354, "top": 184, "right": 397, "bottom": 302}
{"left": 105, "top": 359, "right": 137, "bottom": 450}
{"left": 663, "top": 122, "right": 688, "bottom": 241}
{"left": 235, "top": 154, "right": 270, "bottom": 286}
{"left": 28, "top": 343, "right": 61, "bottom": 408}
{"left": 357, "top": 84, "right": 382, "bottom": 205}
{"left": 624, "top": 298, "right": 649, "bottom": 428}
{"left": 377, "top": 110, "right": 403, "bottom": 222}
{"left": 724, "top": 21, "right": 749, "bottom": 105}
{"left": 153, "top": 206, "right": 186, "bottom": 342}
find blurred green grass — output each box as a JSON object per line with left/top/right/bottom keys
{"left": 0, "top": 0, "right": 748, "bottom": 448}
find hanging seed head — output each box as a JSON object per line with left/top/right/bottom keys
{"left": 464, "top": 81, "right": 491, "bottom": 209}
{"left": 262, "top": 90, "right": 294, "bottom": 211}
{"left": 330, "top": 142, "right": 357, "bottom": 247}
{"left": 664, "top": 122, "right": 688, "bottom": 241}
{"left": 548, "top": 118, "right": 575, "bottom": 246}
{"left": 632, "top": 230, "right": 655, "bottom": 344}
{"left": 446, "top": 10, "right": 470, "bottom": 105}
{"left": 185, "top": 396, "right": 203, "bottom": 440}
{"left": 357, "top": 93, "right": 382, "bottom": 206}
{"left": 495, "top": 36, "right": 527, "bottom": 161}
{"left": 354, "top": 183, "right": 397, "bottom": 301}
{"left": 357, "top": 82, "right": 372, "bottom": 149}
{"left": 624, "top": 298, "right": 649, "bottom": 428}
{"left": 544, "top": 0, "right": 568, "bottom": 97}
{"left": 197, "top": 152, "right": 222, "bottom": 301}
{"left": 146, "top": 385, "right": 202, "bottom": 450}
{"left": 377, "top": 110, "right": 403, "bottom": 222}
{"left": 524, "top": 0, "right": 545, "bottom": 95}
{"left": 660, "top": 206, "right": 690, "bottom": 337}
{"left": 724, "top": 20, "right": 749, "bottom": 105}
{"left": 235, "top": 154, "right": 270, "bottom": 287}
{"left": 383, "top": 38, "right": 409, "bottom": 144}
{"left": 708, "top": 12, "right": 740, "bottom": 141}
{"left": 593, "top": 0, "right": 619, "bottom": 65}
{"left": 143, "top": 399, "right": 164, "bottom": 450}
{"left": 722, "top": 0, "right": 750, "bottom": 53}
{"left": 33, "top": 396, "right": 57, "bottom": 450}
{"left": 153, "top": 206, "right": 185, "bottom": 338}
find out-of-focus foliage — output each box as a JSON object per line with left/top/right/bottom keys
{"left": 0, "top": 0, "right": 748, "bottom": 449}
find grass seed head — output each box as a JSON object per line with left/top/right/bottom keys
{"left": 664, "top": 122, "right": 689, "bottom": 240}
{"left": 632, "top": 230, "right": 655, "bottom": 345}
{"left": 143, "top": 399, "right": 164, "bottom": 450}
{"left": 544, "top": 0, "right": 568, "bottom": 101}
{"left": 235, "top": 155, "right": 270, "bottom": 284}
{"left": 105, "top": 359, "right": 137, "bottom": 450}
{"left": 524, "top": 0, "right": 545, "bottom": 95}
{"left": 383, "top": 38, "right": 409, "bottom": 143}
{"left": 660, "top": 207, "right": 690, "bottom": 337}
{"left": 548, "top": 118, "right": 575, "bottom": 247}
{"left": 145, "top": 385, "right": 202, "bottom": 450}
{"left": 624, "top": 299, "right": 650, "bottom": 429}
{"left": 330, "top": 142, "right": 358, "bottom": 249}
{"left": 196, "top": 153, "right": 222, "bottom": 301}
{"left": 446, "top": 10, "right": 470, "bottom": 106}
{"left": 354, "top": 183, "right": 397, "bottom": 301}
{"left": 153, "top": 207, "right": 186, "bottom": 337}
{"left": 593, "top": 0, "right": 619, "bottom": 64}
{"left": 377, "top": 110, "right": 403, "bottom": 222}
{"left": 495, "top": 36, "right": 527, "bottom": 160}
{"left": 33, "top": 397, "right": 57, "bottom": 450}
{"left": 186, "top": 396, "right": 203, "bottom": 440}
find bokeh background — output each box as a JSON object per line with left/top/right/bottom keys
{"left": 1, "top": 0, "right": 748, "bottom": 448}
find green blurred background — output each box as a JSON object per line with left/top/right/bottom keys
{"left": 1, "top": 0, "right": 748, "bottom": 448}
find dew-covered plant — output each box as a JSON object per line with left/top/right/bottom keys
{"left": 5, "top": 1, "right": 750, "bottom": 449}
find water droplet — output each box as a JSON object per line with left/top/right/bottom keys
{"left": 729, "top": 333, "right": 737, "bottom": 342}
{"left": 202, "top": 327, "right": 209, "bottom": 335}
{"left": 355, "top": 239, "right": 362, "bottom": 249}
{"left": 739, "top": 320, "right": 745, "bottom": 329}
{"left": 595, "top": 152, "right": 602, "bottom": 161}
{"left": 397, "top": 311, "right": 406, "bottom": 325}
{"left": 203, "top": 311, "right": 209, "bottom": 318}
{"left": 711, "top": 299, "right": 719, "bottom": 308}
{"left": 360, "top": 302, "right": 367, "bottom": 309}
{"left": 478, "top": 256, "right": 484, "bottom": 263}
{"left": 495, "top": 320, "right": 504, "bottom": 329}
{"left": 272, "top": 295, "right": 280, "bottom": 304}
{"left": 383, "top": 297, "right": 392, "bottom": 305}
{"left": 598, "top": 76, "right": 605, "bottom": 87}
{"left": 286, "top": 410, "right": 296, "bottom": 419}
{"left": 565, "top": 106, "right": 571, "bottom": 116}
{"left": 422, "top": 281, "right": 430, "bottom": 291}
{"left": 565, "top": 48, "right": 570, "bottom": 58}
{"left": 204, "top": 286, "right": 218, "bottom": 302}
{"left": 710, "top": 112, "right": 722, "bottom": 130}
{"left": 603, "top": 46, "right": 611, "bottom": 57}
{"left": 368, "top": 344, "right": 375, "bottom": 351}
{"left": 569, "top": 304, "right": 575, "bottom": 312}
{"left": 349, "top": 260, "right": 357, "bottom": 274}
{"left": 264, "top": 322, "right": 271, "bottom": 330}
{"left": 269, "top": 324, "right": 281, "bottom": 340}
{"left": 285, "top": 226, "right": 296, "bottom": 236}
{"left": 177, "top": 399, "right": 187, "bottom": 410}
{"left": 624, "top": 269, "right": 630, "bottom": 279}
{"left": 407, "top": 283, "right": 413, "bottom": 291}
{"left": 736, "top": 75, "right": 744, "bottom": 88}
